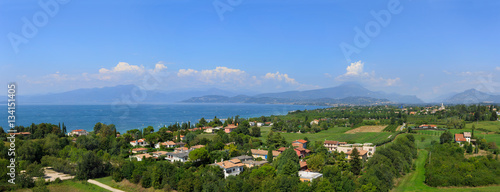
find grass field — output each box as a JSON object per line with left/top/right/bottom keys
{"left": 94, "top": 176, "right": 161, "bottom": 192}
{"left": 13, "top": 180, "right": 109, "bottom": 192}
{"left": 393, "top": 134, "right": 500, "bottom": 192}
{"left": 415, "top": 128, "right": 500, "bottom": 147}
{"left": 196, "top": 125, "right": 392, "bottom": 145}
{"left": 259, "top": 126, "right": 392, "bottom": 144}
{"left": 465, "top": 121, "right": 500, "bottom": 132}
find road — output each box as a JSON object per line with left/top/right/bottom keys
{"left": 400, "top": 123, "right": 406, "bottom": 131}
{"left": 88, "top": 179, "right": 125, "bottom": 192}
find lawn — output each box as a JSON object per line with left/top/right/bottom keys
{"left": 393, "top": 149, "right": 500, "bottom": 192}
{"left": 13, "top": 180, "right": 109, "bottom": 192}
{"left": 415, "top": 129, "right": 500, "bottom": 147}
{"left": 94, "top": 176, "right": 161, "bottom": 192}
{"left": 259, "top": 126, "right": 392, "bottom": 144}
{"left": 392, "top": 135, "right": 500, "bottom": 192}
{"left": 465, "top": 121, "right": 500, "bottom": 132}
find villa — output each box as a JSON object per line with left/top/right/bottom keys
{"left": 68, "top": 129, "right": 89, "bottom": 137}
{"left": 212, "top": 159, "right": 245, "bottom": 178}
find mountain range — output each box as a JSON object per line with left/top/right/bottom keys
{"left": 183, "top": 83, "right": 423, "bottom": 105}
{"left": 443, "top": 89, "right": 500, "bottom": 104}
{"left": 9, "top": 83, "right": 500, "bottom": 105}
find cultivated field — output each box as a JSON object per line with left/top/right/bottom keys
{"left": 392, "top": 134, "right": 500, "bottom": 192}
{"left": 345, "top": 125, "right": 387, "bottom": 134}
{"left": 259, "top": 126, "right": 392, "bottom": 144}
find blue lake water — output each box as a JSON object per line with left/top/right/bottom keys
{"left": 1, "top": 104, "right": 327, "bottom": 133}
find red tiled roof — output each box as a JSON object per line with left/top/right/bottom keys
{"left": 72, "top": 129, "right": 85, "bottom": 132}
{"left": 225, "top": 124, "right": 237, "bottom": 129}
{"left": 295, "top": 147, "right": 311, "bottom": 153}
{"left": 8, "top": 132, "right": 31, "bottom": 135}
{"left": 294, "top": 139, "right": 308, "bottom": 144}
{"left": 346, "top": 149, "right": 368, "bottom": 156}
{"left": 132, "top": 148, "right": 148, "bottom": 151}
{"left": 324, "top": 140, "right": 339, "bottom": 145}
{"left": 277, "top": 147, "right": 288, "bottom": 152}
{"left": 455, "top": 134, "right": 467, "bottom": 142}
{"left": 300, "top": 161, "right": 307, "bottom": 169}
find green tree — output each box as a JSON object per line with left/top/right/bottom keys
{"left": 189, "top": 147, "right": 210, "bottom": 165}
{"left": 491, "top": 112, "right": 498, "bottom": 121}
{"left": 440, "top": 131, "right": 453, "bottom": 144}
{"left": 350, "top": 148, "right": 362, "bottom": 175}
{"left": 251, "top": 126, "right": 261, "bottom": 137}
{"left": 275, "top": 148, "right": 299, "bottom": 176}
{"left": 143, "top": 126, "right": 154, "bottom": 137}
{"left": 306, "top": 153, "right": 325, "bottom": 172}
{"left": 267, "top": 147, "right": 274, "bottom": 163}
{"left": 235, "top": 120, "right": 251, "bottom": 135}
{"left": 76, "top": 151, "right": 109, "bottom": 180}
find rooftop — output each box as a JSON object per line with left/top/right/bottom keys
{"left": 299, "top": 171, "right": 323, "bottom": 180}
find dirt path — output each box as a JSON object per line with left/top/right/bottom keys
{"left": 88, "top": 179, "right": 126, "bottom": 192}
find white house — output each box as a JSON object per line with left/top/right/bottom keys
{"left": 299, "top": 171, "right": 323, "bottom": 182}
{"left": 463, "top": 132, "right": 472, "bottom": 142}
{"left": 256, "top": 122, "right": 264, "bottom": 127}
{"left": 155, "top": 141, "right": 179, "bottom": 149}
{"left": 336, "top": 143, "right": 376, "bottom": 158}
{"left": 249, "top": 122, "right": 256, "bottom": 126}
{"left": 212, "top": 159, "right": 245, "bottom": 178}
{"left": 68, "top": 129, "right": 89, "bottom": 137}
{"left": 130, "top": 138, "right": 149, "bottom": 147}
{"left": 165, "top": 151, "right": 189, "bottom": 162}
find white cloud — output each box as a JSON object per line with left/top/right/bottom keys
{"left": 263, "top": 72, "right": 298, "bottom": 84}
{"left": 176, "top": 67, "right": 247, "bottom": 83}
{"left": 150, "top": 63, "right": 167, "bottom": 73}
{"left": 336, "top": 60, "right": 400, "bottom": 87}
{"left": 345, "top": 61, "right": 368, "bottom": 76}
{"left": 496, "top": 67, "right": 500, "bottom": 71}
{"left": 99, "top": 62, "right": 145, "bottom": 74}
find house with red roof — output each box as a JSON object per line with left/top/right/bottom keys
{"left": 292, "top": 139, "right": 308, "bottom": 148}
{"left": 455, "top": 133, "right": 470, "bottom": 143}
{"left": 68, "top": 129, "right": 89, "bottom": 137}
{"left": 224, "top": 124, "right": 238, "bottom": 133}
{"left": 130, "top": 138, "right": 149, "bottom": 147}
{"left": 294, "top": 147, "right": 311, "bottom": 158}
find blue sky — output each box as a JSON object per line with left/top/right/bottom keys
{"left": 1, "top": 0, "right": 499, "bottom": 101}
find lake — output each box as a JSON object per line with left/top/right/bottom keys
{"left": 1, "top": 103, "right": 327, "bottom": 133}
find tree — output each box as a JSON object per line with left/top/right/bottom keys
{"left": 189, "top": 147, "right": 210, "bottom": 165}
{"left": 199, "top": 118, "right": 207, "bottom": 126}
{"left": 275, "top": 148, "right": 299, "bottom": 176}
{"left": 307, "top": 153, "right": 325, "bottom": 172}
{"left": 440, "top": 131, "right": 453, "bottom": 144}
{"left": 185, "top": 132, "right": 197, "bottom": 144}
{"left": 76, "top": 151, "right": 109, "bottom": 180}
{"left": 251, "top": 126, "right": 261, "bottom": 137}
{"left": 144, "top": 133, "right": 160, "bottom": 147}
{"left": 350, "top": 148, "right": 362, "bottom": 175}
{"left": 491, "top": 112, "right": 498, "bottom": 121}
{"left": 235, "top": 120, "right": 250, "bottom": 135}
{"left": 143, "top": 126, "right": 154, "bottom": 137}
{"left": 267, "top": 147, "right": 274, "bottom": 163}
